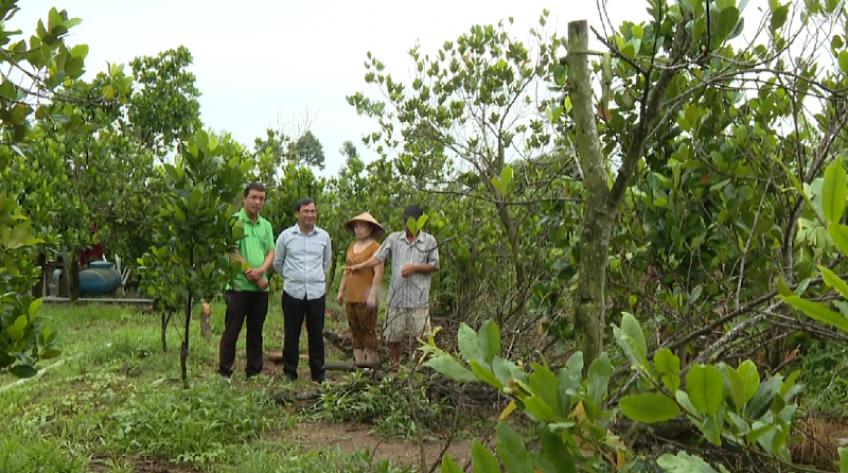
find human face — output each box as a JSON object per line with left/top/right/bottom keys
{"left": 296, "top": 202, "right": 318, "bottom": 228}
{"left": 243, "top": 190, "right": 266, "bottom": 217}
{"left": 352, "top": 221, "right": 372, "bottom": 240}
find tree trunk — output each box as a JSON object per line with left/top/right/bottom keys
{"left": 70, "top": 258, "right": 81, "bottom": 301}
{"left": 327, "top": 256, "right": 338, "bottom": 297}
{"left": 161, "top": 312, "right": 170, "bottom": 352}
{"left": 495, "top": 203, "right": 527, "bottom": 323}
{"left": 567, "top": 21, "right": 613, "bottom": 374}
{"left": 566, "top": 19, "right": 684, "bottom": 374}
{"left": 32, "top": 252, "right": 47, "bottom": 298}
{"left": 200, "top": 301, "right": 211, "bottom": 340}
{"left": 180, "top": 296, "right": 191, "bottom": 388}
{"left": 58, "top": 264, "right": 70, "bottom": 298}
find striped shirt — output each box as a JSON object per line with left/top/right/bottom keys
{"left": 375, "top": 231, "right": 440, "bottom": 309}
{"left": 273, "top": 224, "right": 332, "bottom": 300}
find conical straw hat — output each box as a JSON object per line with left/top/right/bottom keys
{"left": 343, "top": 212, "right": 386, "bottom": 238}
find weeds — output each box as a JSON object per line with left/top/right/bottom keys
{"left": 314, "top": 371, "right": 449, "bottom": 439}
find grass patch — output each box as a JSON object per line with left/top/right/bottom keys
{"left": 0, "top": 299, "right": 415, "bottom": 472}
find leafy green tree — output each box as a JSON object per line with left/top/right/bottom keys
{"left": 138, "top": 130, "right": 253, "bottom": 386}
{"left": 128, "top": 46, "right": 201, "bottom": 155}
{"left": 0, "top": 1, "right": 132, "bottom": 374}
{"left": 290, "top": 129, "right": 325, "bottom": 169}
{"left": 339, "top": 140, "right": 358, "bottom": 165}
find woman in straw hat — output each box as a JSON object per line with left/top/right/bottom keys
{"left": 336, "top": 212, "right": 386, "bottom": 366}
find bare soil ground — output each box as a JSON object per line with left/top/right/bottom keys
{"left": 287, "top": 420, "right": 475, "bottom": 469}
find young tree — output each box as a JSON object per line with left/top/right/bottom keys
{"left": 138, "top": 130, "right": 253, "bottom": 386}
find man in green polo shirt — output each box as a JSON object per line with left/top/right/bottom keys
{"left": 218, "top": 182, "right": 276, "bottom": 380}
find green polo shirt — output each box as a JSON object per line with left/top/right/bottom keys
{"left": 227, "top": 208, "right": 274, "bottom": 292}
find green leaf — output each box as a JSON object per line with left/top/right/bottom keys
{"left": 469, "top": 360, "right": 503, "bottom": 389}
{"left": 655, "top": 348, "right": 682, "bottom": 391}
{"left": 478, "top": 319, "right": 500, "bottom": 364}
{"left": 724, "top": 366, "right": 746, "bottom": 414}
{"left": 657, "top": 451, "right": 720, "bottom": 473}
{"left": 737, "top": 360, "right": 760, "bottom": 402}
{"left": 781, "top": 293, "right": 848, "bottom": 333}
{"left": 539, "top": 425, "right": 577, "bottom": 473}
{"left": 829, "top": 222, "right": 848, "bottom": 256}
{"left": 424, "top": 354, "right": 478, "bottom": 383}
{"left": 40, "top": 348, "right": 60, "bottom": 359}
{"left": 686, "top": 365, "right": 724, "bottom": 415}
{"left": 441, "top": 454, "right": 463, "bottom": 473}
{"left": 819, "top": 266, "right": 848, "bottom": 300}
{"left": 471, "top": 439, "right": 501, "bottom": 473}
{"left": 556, "top": 355, "right": 583, "bottom": 417}
{"left": 524, "top": 396, "right": 555, "bottom": 420}
{"left": 654, "top": 348, "right": 681, "bottom": 375}
{"left": 838, "top": 447, "right": 848, "bottom": 473}
{"left": 48, "top": 7, "right": 63, "bottom": 32}
{"left": 716, "top": 7, "right": 740, "bottom": 41}
{"left": 528, "top": 363, "right": 559, "bottom": 413}
{"left": 500, "top": 166, "right": 514, "bottom": 193}
{"left": 616, "top": 312, "right": 648, "bottom": 369}
{"left": 0, "top": 80, "right": 17, "bottom": 101}
{"left": 493, "top": 356, "right": 524, "bottom": 386}
{"left": 9, "top": 365, "right": 38, "bottom": 378}
{"left": 822, "top": 158, "right": 847, "bottom": 223}
{"left": 458, "top": 323, "right": 483, "bottom": 364}
{"left": 5, "top": 220, "right": 32, "bottom": 249}
{"left": 70, "top": 44, "right": 89, "bottom": 58}
{"left": 770, "top": 4, "right": 789, "bottom": 30}
{"left": 496, "top": 422, "right": 534, "bottom": 473}
{"left": 744, "top": 375, "right": 781, "bottom": 419}
{"left": 619, "top": 393, "right": 681, "bottom": 423}
{"left": 28, "top": 298, "right": 42, "bottom": 317}
{"left": 839, "top": 51, "right": 848, "bottom": 75}
{"left": 777, "top": 273, "right": 794, "bottom": 297}
{"left": 586, "top": 353, "right": 612, "bottom": 409}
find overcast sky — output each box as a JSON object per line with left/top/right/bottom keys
{"left": 12, "top": 1, "right": 769, "bottom": 176}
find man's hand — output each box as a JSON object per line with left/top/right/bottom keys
{"left": 245, "top": 267, "right": 263, "bottom": 281}
{"left": 367, "top": 294, "right": 378, "bottom": 309}
{"left": 256, "top": 277, "right": 269, "bottom": 291}
{"left": 347, "top": 263, "right": 362, "bottom": 273}
{"left": 336, "top": 292, "right": 344, "bottom": 305}
{"left": 401, "top": 265, "right": 418, "bottom": 278}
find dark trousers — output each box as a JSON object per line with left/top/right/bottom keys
{"left": 218, "top": 290, "right": 269, "bottom": 377}
{"left": 282, "top": 291, "right": 325, "bottom": 381}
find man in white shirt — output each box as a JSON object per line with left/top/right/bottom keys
{"left": 272, "top": 197, "right": 332, "bottom": 383}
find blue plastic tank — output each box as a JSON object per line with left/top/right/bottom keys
{"left": 52, "top": 261, "right": 123, "bottom": 296}
{"left": 80, "top": 261, "right": 123, "bottom": 296}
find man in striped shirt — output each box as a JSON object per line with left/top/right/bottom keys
{"left": 348, "top": 205, "right": 439, "bottom": 371}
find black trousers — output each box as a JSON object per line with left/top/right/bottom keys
{"left": 218, "top": 290, "right": 269, "bottom": 377}
{"left": 282, "top": 291, "right": 325, "bottom": 381}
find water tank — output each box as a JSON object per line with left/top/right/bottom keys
{"left": 51, "top": 261, "right": 123, "bottom": 296}
{"left": 80, "top": 261, "right": 123, "bottom": 296}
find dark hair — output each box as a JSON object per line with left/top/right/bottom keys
{"left": 244, "top": 182, "right": 266, "bottom": 197}
{"left": 294, "top": 197, "right": 316, "bottom": 212}
{"left": 402, "top": 204, "right": 424, "bottom": 220}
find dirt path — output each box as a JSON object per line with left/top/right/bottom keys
{"left": 288, "top": 421, "right": 475, "bottom": 469}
